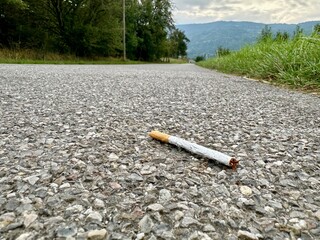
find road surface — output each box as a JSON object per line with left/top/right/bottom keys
{"left": 0, "top": 64, "right": 319, "bottom": 239}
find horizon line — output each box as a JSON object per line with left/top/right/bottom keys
{"left": 175, "top": 19, "right": 320, "bottom": 26}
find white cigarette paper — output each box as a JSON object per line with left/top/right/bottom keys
{"left": 149, "top": 131, "right": 239, "bottom": 170}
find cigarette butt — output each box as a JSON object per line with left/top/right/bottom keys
{"left": 149, "top": 130, "right": 239, "bottom": 170}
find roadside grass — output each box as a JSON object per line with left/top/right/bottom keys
{"left": 166, "top": 58, "right": 189, "bottom": 64}
{"left": 0, "top": 48, "right": 142, "bottom": 64}
{"left": 198, "top": 34, "right": 320, "bottom": 93}
{"left": 0, "top": 49, "right": 187, "bottom": 64}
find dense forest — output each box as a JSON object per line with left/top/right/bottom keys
{"left": 0, "top": 0, "right": 189, "bottom": 61}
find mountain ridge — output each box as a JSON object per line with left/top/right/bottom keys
{"left": 176, "top": 21, "right": 320, "bottom": 58}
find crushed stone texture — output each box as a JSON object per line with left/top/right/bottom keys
{"left": 0, "top": 64, "right": 319, "bottom": 239}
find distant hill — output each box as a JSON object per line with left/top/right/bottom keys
{"left": 176, "top": 21, "right": 320, "bottom": 58}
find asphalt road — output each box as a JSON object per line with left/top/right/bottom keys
{"left": 0, "top": 64, "right": 319, "bottom": 239}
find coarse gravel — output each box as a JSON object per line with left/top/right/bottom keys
{"left": 0, "top": 63, "right": 319, "bottom": 240}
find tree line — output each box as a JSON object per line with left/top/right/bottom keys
{"left": 0, "top": 0, "right": 189, "bottom": 61}
{"left": 257, "top": 24, "right": 320, "bottom": 43}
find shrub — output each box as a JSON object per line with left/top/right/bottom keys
{"left": 195, "top": 56, "right": 205, "bottom": 62}
{"left": 216, "top": 46, "right": 231, "bottom": 57}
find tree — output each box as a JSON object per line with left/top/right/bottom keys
{"left": 0, "top": 0, "right": 28, "bottom": 47}
{"left": 125, "top": 0, "right": 140, "bottom": 60}
{"left": 274, "top": 31, "right": 289, "bottom": 42}
{"left": 168, "top": 28, "right": 189, "bottom": 58}
{"left": 292, "top": 25, "right": 303, "bottom": 39}
{"left": 134, "top": 0, "right": 174, "bottom": 61}
{"left": 257, "top": 25, "right": 272, "bottom": 42}
{"left": 0, "top": 0, "right": 185, "bottom": 60}
{"left": 194, "top": 55, "right": 204, "bottom": 62}
{"left": 42, "top": 0, "right": 123, "bottom": 56}
{"left": 312, "top": 23, "right": 320, "bottom": 35}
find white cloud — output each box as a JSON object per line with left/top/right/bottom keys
{"left": 172, "top": 0, "right": 320, "bottom": 24}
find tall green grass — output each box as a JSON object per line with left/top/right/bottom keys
{"left": 198, "top": 34, "right": 320, "bottom": 92}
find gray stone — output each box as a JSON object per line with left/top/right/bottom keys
{"left": 109, "top": 182, "right": 122, "bottom": 190}
{"left": 56, "top": 224, "right": 78, "bottom": 238}
{"left": 310, "top": 226, "right": 320, "bottom": 235}
{"left": 268, "top": 200, "right": 282, "bottom": 209}
{"left": 87, "top": 229, "right": 108, "bottom": 240}
{"left": 66, "top": 204, "right": 84, "bottom": 215}
{"left": 35, "top": 187, "right": 48, "bottom": 198}
{"left": 59, "top": 183, "right": 71, "bottom": 189}
{"left": 300, "top": 231, "right": 314, "bottom": 240}
{"left": 291, "top": 219, "right": 308, "bottom": 232}
{"left": 136, "top": 233, "right": 145, "bottom": 240}
{"left": 180, "top": 217, "right": 200, "bottom": 227}
{"left": 86, "top": 211, "right": 103, "bottom": 223}
{"left": 289, "top": 211, "right": 307, "bottom": 218}
{"left": 189, "top": 231, "right": 212, "bottom": 240}
{"left": 203, "top": 224, "right": 216, "bottom": 232}
{"left": 44, "top": 216, "right": 64, "bottom": 227}
{"left": 0, "top": 212, "right": 15, "bottom": 228}
{"left": 148, "top": 234, "right": 157, "bottom": 240}
{"left": 138, "top": 215, "right": 154, "bottom": 233}
{"left": 23, "top": 175, "right": 39, "bottom": 185}
{"left": 237, "top": 230, "right": 259, "bottom": 240}
{"left": 0, "top": 197, "right": 6, "bottom": 205}
{"left": 240, "top": 186, "right": 252, "bottom": 196}
{"left": 93, "top": 199, "right": 105, "bottom": 209}
{"left": 153, "top": 224, "right": 173, "bottom": 239}
{"left": 243, "top": 199, "right": 255, "bottom": 209}
{"left": 314, "top": 210, "right": 320, "bottom": 220}
{"left": 108, "top": 153, "right": 119, "bottom": 161}
{"left": 2, "top": 221, "right": 24, "bottom": 231}
{"left": 47, "top": 196, "right": 61, "bottom": 207}
{"left": 140, "top": 165, "right": 156, "bottom": 175}
{"left": 256, "top": 160, "right": 266, "bottom": 167}
{"left": 127, "top": 173, "right": 143, "bottom": 182}
{"left": 217, "top": 170, "right": 227, "bottom": 179}
{"left": 147, "top": 203, "right": 164, "bottom": 212}
{"left": 5, "top": 199, "right": 20, "bottom": 211}
{"left": 23, "top": 212, "right": 38, "bottom": 228}
{"left": 109, "top": 232, "right": 127, "bottom": 240}
{"left": 16, "top": 203, "right": 33, "bottom": 213}
{"left": 174, "top": 210, "right": 184, "bottom": 221}
{"left": 16, "top": 232, "right": 36, "bottom": 240}
{"left": 227, "top": 234, "right": 238, "bottom": 240}
{"left": 159, "top": 189, "right": 172, "bottom": 203}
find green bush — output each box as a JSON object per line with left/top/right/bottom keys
{"left": 195, "top": 56, "right": 205, "bottom": 62}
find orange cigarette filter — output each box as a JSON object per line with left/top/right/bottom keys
{"left": 149, "top": 131, "right": 170, "bottom": 143}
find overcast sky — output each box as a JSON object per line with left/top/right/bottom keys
{"left": 172, "top": 0, "right": 320, "bottom": 24}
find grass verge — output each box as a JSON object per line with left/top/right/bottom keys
{"left": 198, "top": 35, "right": 320, "bottom": 94}
{"left": 0, "top": 49, "right": 142, "bottom": 64}
{"left": 0, "top": 49, "right": 187, "bottom": 64}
